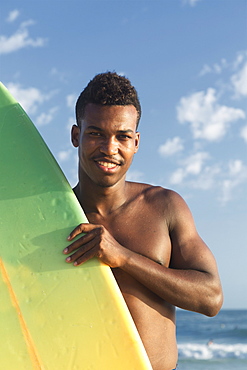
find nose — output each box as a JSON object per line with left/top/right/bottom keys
{"left": 100, "top": 137, "right": 118, "bottom": 156}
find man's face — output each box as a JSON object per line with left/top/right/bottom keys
{"left": 72, "top": 103, "right": 140, "bottom": 188}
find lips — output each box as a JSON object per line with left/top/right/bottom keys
{"left": 93, "top": 157, "right": 123, "bottom": 173}
{"left": 93, "top": 156, "right": 123, "bottom": 167}
{"left": 97, "top": 161, "right": 119, "bottom": 168}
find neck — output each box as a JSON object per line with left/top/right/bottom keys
{"left": 74, "top": 173, "right": 129, "bottom": 217}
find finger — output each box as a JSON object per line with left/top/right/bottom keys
{"left": 64, "top": 225, "right": 103, "bottom": 254}
{"left": 67, "top": 223, "right": 87, "bottom": 241}
{"left": 65, "top": 239, "right": 95, "bottom": 263}
{"left": 67, "top": 223, "right": 101, "bottom": 241}
{"left": 73, "top": 246, "right": 98, "bottom": 266}
{"left": 63, "top": 231, "right": 95, "bottom": 254}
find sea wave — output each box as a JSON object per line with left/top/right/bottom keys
{"left": 178, "top": 343, "right": 247, "bottom": 360}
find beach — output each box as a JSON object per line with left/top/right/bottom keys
{"left": 176, "top": 309, "right": 247, "bottom": 369}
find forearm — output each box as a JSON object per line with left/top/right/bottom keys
{"left": 120, "top": 249, "right": 222, "bottom": 316}
{"left": 64, "top": 222, "right": 223, "bottom": 315}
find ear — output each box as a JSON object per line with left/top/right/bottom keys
{"left": 134, "top": 131, "right": 140, "bottom": 153}
{"left": 71, "top": 124, "right": 80, "bottom": 148}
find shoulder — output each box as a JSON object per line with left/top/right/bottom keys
{"left": 126, "top": 181, "right": 186, "bottom": 211}
{"left": 128, "top": 180, "right": 181, "bottom": 197}
{"left": 126, "top": 181, "right": 195, "bottom": 232}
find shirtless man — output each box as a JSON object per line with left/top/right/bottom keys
{"left": 63, "top": 72, "right": 223, "bottom": 370}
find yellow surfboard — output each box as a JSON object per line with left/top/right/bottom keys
{"left": 0, "top": 82, "right": 152, "bottom": 369}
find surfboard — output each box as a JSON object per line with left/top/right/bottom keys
{"left": 0, "top": 82, "right": 152, "bottom": 369}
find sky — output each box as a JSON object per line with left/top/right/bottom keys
{"left": 0, "top": 0, "right": 246, "bottom": 309}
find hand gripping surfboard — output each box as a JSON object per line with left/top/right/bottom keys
{"left": 0, "top": 82, "right": 152, "bottom": 369}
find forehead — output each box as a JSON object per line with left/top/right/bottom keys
{"left": 81, "top": 104, "right": 138, "bottom": 131}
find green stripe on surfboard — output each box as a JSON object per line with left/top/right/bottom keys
{"left": 0, "top": 82, "right": 152, "bottom": 369}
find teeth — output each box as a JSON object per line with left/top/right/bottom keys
{"left": 98, "top": 161, "right": 117, "bottom": 168}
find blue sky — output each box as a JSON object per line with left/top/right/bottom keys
{"left": 1, "top": 0, "right": 246, "bottom": 309}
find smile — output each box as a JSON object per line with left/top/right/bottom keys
{"left": 97, "top": 161, "right": 120, "bottom": 169}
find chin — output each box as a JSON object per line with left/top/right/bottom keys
{"left": 96, "top": 180, "right": 118, "bottom": 188}
{"left": 95, "top": 175, "right": 125, "bottom": 188}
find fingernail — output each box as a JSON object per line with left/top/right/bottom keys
{"left": 67, "top": 235, "right": 72, "bottom": 241}
{"left": 73, "top": 261, "right": 78, "bottom": 266}
{"left": 63, "top": 248, "right": 68, "bottom": 254}
{"left": 66, "top": 256, "right": 71, "bottom": 262}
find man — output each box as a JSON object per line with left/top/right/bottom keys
{"left": 63, "top": 72, "right": 223, "bottom": 370}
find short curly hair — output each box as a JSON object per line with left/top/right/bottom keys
{"left": 75, "top": 72, "right": 141, "bottom": 128}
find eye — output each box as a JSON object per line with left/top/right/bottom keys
{"left": 118, "top": 134, "right": 132, "bottom": 140}
{"left": 89, "top": 131, "right": 102, "bottom": 136}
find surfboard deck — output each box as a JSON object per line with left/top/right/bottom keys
{"left": 0, "top": 82, "right": 152, "bottom": 369}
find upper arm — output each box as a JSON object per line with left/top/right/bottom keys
{"left": 167, "top": 191, "right": 218, "bottom": 276}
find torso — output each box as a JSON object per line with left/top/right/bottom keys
{"left": 84, "top": 182, "right": 178, "bottom": 370}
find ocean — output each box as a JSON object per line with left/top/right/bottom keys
{"left": 176, "top": 309, "right": 247, "bottom": 369}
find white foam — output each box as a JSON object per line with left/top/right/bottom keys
{"left": 178, "top": 343, "right": 247, "bottom": 360}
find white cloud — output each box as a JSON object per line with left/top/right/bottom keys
{"left": 231, "top": 62, "right": 247, "bottom": 97}
{"left": 198, "top": 51, "right": 247, "bottom": 99}
{"left": 189, "top": 153, "right": 207, "bottom": 174}
{"left": 50, "top": 68, "right": 67, "bottom": 83}
{"left": 182, "top": 0, "right": 202, "bottom": 6}
{"left": 126, "top": 170, "right": 144, "bottom": 182}
{"left": 199, "top": 64, "right": 212, "bottom": 76}
{"left": 190, "top": 165, "right": 221, "bottom": 190}
{"left": 170, "top": 168, "right": 185, "bottom": 185}
{"left": 6, "top": 9, "right": 20, "bottom": 23}
{"left": 173, "top": 51, "right": 247, "bottom": 203}
{"left": 172, "top": 164, "right": 220, "bottom": 191}
{"left": 229, "top": 159, "right": 243, "bottom": 175}
{"left": 185, "top": 152, "right": 209, "bottom": 175}
{"left": 177, "top": 88, "right": 245, "bottom": 141}
{"left": 0, "top": 19, "right": 47, "bottom": 54}
{"left": 35, "top": 107, "right": 58, "bottom": 126}
{"left": 6, "top": 82, "right": 58, "bottom": 126}
{"left": 220, "top": 160, "right": 247, "bottom": 204}
{"left": 169, "top": 154, "right": 247, "bottom": 204}
{"left": 158, "top": 137, "right": 184, "bottom": 157}
{"left": 66, "top": 94, "right": 77, "bottom": 110}
{"left": 199, "top": 59, "right": 228, "bottom": 76}
{"left": 6, "top": 82, "right": 46, "bottom": 114}
{"left": 232, "top": 50, "right": 247, "bottom": 70}
{"left": 170, "top": 151, "right": 210, "bottom": 185}
{"left": 240, "top": 125, "right": 247, "bottom": 143}
{"left": 57, "top": 150, "right": 73, "bottom": 162}
{"left": 6, "top": 82, "right": 57, "bottom": 119}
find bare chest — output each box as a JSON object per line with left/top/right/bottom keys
{"left": 87, "top": 204, "right": 172, "bottom": 267}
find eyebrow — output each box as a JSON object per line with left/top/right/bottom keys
{"left": 86, "top": 125, "right": 135, "bottom": 134}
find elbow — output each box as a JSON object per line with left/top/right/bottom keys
{"left": 201, "top": 285, "right": 224, "bottom": 317}
{"left": 204, "top": 295, "right": 223, "bottom": 317}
